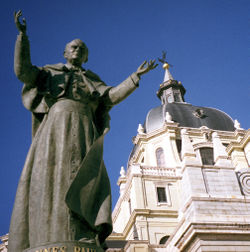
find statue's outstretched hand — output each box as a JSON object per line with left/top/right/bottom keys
{"left": 14, "top": 10, "right": 27, "bottom": 34}
{"left": 136, "top": 60, "right": 158, "bottom": 77}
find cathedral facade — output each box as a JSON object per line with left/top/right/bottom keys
{"left": 106, "top": 63, "right": 250, "bottom": 251}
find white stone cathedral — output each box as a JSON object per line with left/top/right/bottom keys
{"left": 1, "top": 63, "right": 249, "bottom": 252}
{"left": 106, "top": 62, "right": 250, "bottom": 251}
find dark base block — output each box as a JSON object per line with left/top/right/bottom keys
{"left": 23, "top": 241, "right": 104, "bottom": 252}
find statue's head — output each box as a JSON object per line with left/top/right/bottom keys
{"left": 64, "top": 39, "right": 88, "bottom": 65}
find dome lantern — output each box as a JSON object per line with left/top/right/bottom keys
{"left": 157, "top": 56, "right": 186, "bottom": 104}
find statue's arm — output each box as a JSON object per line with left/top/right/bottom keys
{"left": 108, "top": 60, "right": 158, "bottom": 105}
{"left": 14, "top": 11, "right": 40, "bottom": 86}
{"left": 108, "top": 73, "right": 140, "bottom": 105}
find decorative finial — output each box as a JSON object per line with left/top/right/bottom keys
{"left": 158, "top": 50, "right": 173, "bottom": 69}
{"left": 165, "top": 112, "right": 173, "bottom": 122}
{"left": 158, "top": 50, "right": 174, "bottom": 82}
{"left": 120, "top": 166, "right": 126, "bottom": 177}
{"left": 137, "top": 124, "right": 145, "bottom": 134}
{"left": 234, "top": 119, "right": 243, "bottom": 130}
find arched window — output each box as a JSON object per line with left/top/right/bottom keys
{"left": 159, "top": 235, "right": 170, "bottom": 244}
{"left": 200, "top": 147, "right": 214, "bottom": 165}
{"left": 156, "top": 147, "right": 165, "bottom": 167}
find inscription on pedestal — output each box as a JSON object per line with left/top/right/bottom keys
{"left": 35, "top": 248, "right": 66, "bottom": 252}
{"left": 25, "top": 241, "right": 102, "bottom": 252}
{"left": 34, "top": 247, "right": 96, "bottom": 252}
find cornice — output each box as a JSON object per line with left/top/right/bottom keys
{"left": 227, "top": 129, "right": 250, "bottom": 155}
{"left": 133, "top": 122, "right": 179, "bottom": 145}
{"left": 167, "top": 221, "right": 250, "bottom": 251}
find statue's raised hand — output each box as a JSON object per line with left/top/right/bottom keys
{"left": 136, "top": 60, "right": 158, "bottom": 77}
{"left": 14, "top": 10, "right": 27, "bottom": 34}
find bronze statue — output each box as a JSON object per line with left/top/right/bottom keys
{"left": 9, "top": 10, "right": 157, "bottom": 252}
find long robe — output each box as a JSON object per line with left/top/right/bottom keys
{"left": 8, "top": 34, "right": 140, "bottom": 252}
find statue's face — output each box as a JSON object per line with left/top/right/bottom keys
{"left": 64, "top": 40, "right": 88, "bottom": 66}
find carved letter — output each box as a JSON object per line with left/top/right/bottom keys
{"left": 74, "top": 246, "right": 81, "bottom": 252}
{"left": 59, "top": 247, "right": 67, "bottom": 252}
{"left": 52, "top": 247, "right": 59, "bottom": 252}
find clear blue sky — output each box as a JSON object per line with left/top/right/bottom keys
{"left": 0, "top": 0, "right": 249, "bottom": 235}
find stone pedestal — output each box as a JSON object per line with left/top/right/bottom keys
{"left": 23, "top": 241, "right": 104, "bottom": 252}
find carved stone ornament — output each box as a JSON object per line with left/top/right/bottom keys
{"left": 236, "top": 168, "right": 250, "bottom": 196}
{"left": 193, "top": 108, "right": 206, "bottom": 119}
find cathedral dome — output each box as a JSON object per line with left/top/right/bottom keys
{"left": 144, "top": 59, "right": 235, "bottom": 133}
{"left": 145, "top": 102, "right": 235, "bottom": 133}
